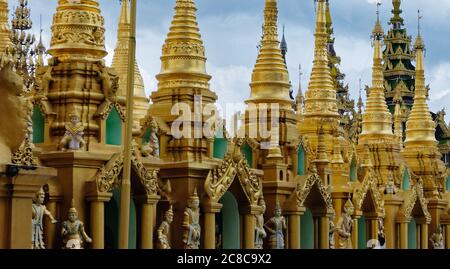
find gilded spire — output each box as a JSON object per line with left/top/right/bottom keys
{"left": 112, "top": 0, "right": 148, "bottom": 134}
{"left": 325, "top": 0, "right": 334, "bottom": 42}
{"left": 280, "top": 25, "right": 287, "bottom": 64}
{"left": 296, "top": 64, "right": 304, "bottom": 112}
{"left": 360, "top": 8, "right": 393, "bottom": 140}
{"left": 0, "top": 0, "right": 11, "bottom": 52}
{"left": 48, "top": 0, "right": 107, "bottom": 61}
{"left": 404, "top": 30, "right": 436, "bottom": 147}
{"left": 158, "top": 0, "right": 209, "bottom": 79}
{"left": 304, "top": 0, "right": 338, "bottom": 119}
{"left": 390, "top": 0, "right": 404, "bottom": 28}
{"left": 247, "top": 0, "right": 291, "bottom": 104}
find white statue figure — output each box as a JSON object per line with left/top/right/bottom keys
{"left": 264, "top": 201, "right": 287, "bottom": 249}
{"left": 32, "top": 187, "right": 57, "bottom": 249}
{"left": 336, "top": 199, "right": 354, "bottom": 249}
{"left": 254, "top": 198, "right": 267, "bottom": 249}
{"left": 59, "top": 112, "right": 86, "bottom": 151}
{"left": 182, "top": 190, "right": 201, "bottom": 249}
{"left": 61, "top": 199, "right": 92, "bottom": 249}
{"left": 430, "top": 226, "right": 444, "bottom": 249}
{"left": 329, "top": 211, "right": 336, "bottom": 249}
{"left": 157, "top": 206, "right": 174, "bottom": 249}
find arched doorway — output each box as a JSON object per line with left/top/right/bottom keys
{"left": 219, "top": 192, "right": 240, "bottom": 249}
{"left": 349, "top": 158, "right": 357, "bottom": 182}
{"left": 300, "top": 208, "right": 314, "bottom": 249}
{"left": 297, "top": 147, "right": 306, "bottom": 176}
{"left": 241, "top": 143, "right": 253, "bottom": 168}
{"left": 402, "top": 169, "right": 410, "bottom": 191}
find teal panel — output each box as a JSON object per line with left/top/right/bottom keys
{"left": 241, "top": 144, "right": 253, "bottom": 168}
{"left": 142, "top": 128, "right": 151, "bottom": 144}
{"left": 408, "top": 220, "right": 417, "bottom": 249}
{"left": 447, "top": 173, "right": 450, "bottom": 191}
{"left": 106, "top": 107, "right": 122, "bottom": 145}
{"left": 350, "top": 159, "right": 357, "bottom": 182}
{"left": 402, "top": 169, "right": 411, "bottom": 191}
{"left": 105, "top": 189, "right": 120, "bottom": 249}
{"left": 32, "top": 106, "right": 45, "bottom": 143}
{"left": 213, "top": 138, "right": 228, "bottom": 160}
{"left": 104, "top": 188, "right": 137, "bottom": 249}
{"left": 220, "top": 192, "right": 240, "bottom": 249}
{"left": 297, "top": 147, "right": 305, "bottom": 176}
{"left": 129, "top": 200, "right": 137, "bottom": 249}
{"left": 358, "top": 217, "right": 366, "bottom": 249}
{"left": 300, "top": 209, "right": 314, "bottom": 249}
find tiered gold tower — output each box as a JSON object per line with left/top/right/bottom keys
{"left": 111, "top": 0, "right": 149, "bottom": 136}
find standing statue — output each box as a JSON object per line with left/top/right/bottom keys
{"left": 430, "top": 226, "right": 444, "bottom": 249}
{"left": 141, "top": 119, "right": 160, "bottom": 158}
{"left": 59, "top": 112, "right": 86, "bottom": 151}
{"left": 182, "top": 190, "right": 201, "bottom": 249}
{"left": 32, "top": 187, "right": 57, "bottom": 249}
{"left": 61, "top": 200, "right": 92, "bottom": 249}
{"left": 264, "top": 202, "right": 287, "bottom": 249}
{"left": 329, "top": 212, "right": 336, "bottom": 249}
{"left": 254, "top": 198, "right": 267, "bottom": 249}
{"left": 336, "top": 199, "right": 354, "bottom": 249}
{"left": 157, "top": 206, "right": 174, "bottom": 249}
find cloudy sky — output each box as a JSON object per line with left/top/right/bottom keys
{"left": 9, "top": 0, "right": 450, "bottom": 122}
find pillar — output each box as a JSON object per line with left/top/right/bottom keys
{"left": 288, "top": 214, "right": 300, "bottom": 249}
{"left": 139, "top": 196, "right": 159, "bottom": 249}
{"left": 399, "top": 222, "right": 408, "bottom": 249}
{"left": 202, "top": 202, "right": 222, "bottom": 249}
{"left": 87, "top": 193, "right": 112, "bottom": 249}
{"left": 44, "top": 197, "right": 61, "bottom": 249}
{"left": 420, "top": 224, "right": 428, "bottom": 249}
{"left": 351, "top": 218, "right": 358, "bottom": 249}
{"left": 319, "top": 216, "right": 329, "bottom": 249}
{"left": 242, "top": 205, "right": 259, "bottom": 249}
{"left": 384, "top": 196, "right": 402, "bottom": 249}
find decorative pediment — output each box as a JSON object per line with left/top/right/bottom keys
{"left": 95, "top": 100, "right": 126, "bottom": 121}
{"left": 353, "top": 170, "right": 384, "bottom": 215}
{"left": 295, "top": 173, "right": 333, "bottom": 212}
{"left": 398, "top": 180, "right": 431, "bottom": 223}
{"left": 140, "top": 114, "right": 171, "bottom": 136}
{"left": 92, "top": 146, "right": 160, "bottom": 196}
{"left": 204, "top": 141, "right": 263, "bottom": 205}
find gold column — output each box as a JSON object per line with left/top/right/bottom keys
{"left": 399, "top": 222, "right": 408, "bottom": 249}
{"left": 384, "top": 196, "right": 402, "bottom": 249}
{"left": 119, "top": 0, "right": 137, "bottom": 249}
{"left": 243, "top": 205, "right": 259, "bottom": 249}
{"left": 44, "top": 197, "right": 61, "bottom": 249}
{"left": 420, "top": 224, "right": 428, "bottom": 249}
{"left": 319, "top": 216, "right": 329, "bottom": 249}
{"left": 351, "top": 218, "right": 358, "bottom": 249}
{"left": 202, "top": 202, "right": 222, "bottom": 249}
{"left": 138, "top": 196, "right": 159, "bottom": 249}
{"left": 288, "top": 213, "right": 301, "bottom": 249}
{"left": 87, "top": 193, "right": 112, "bottom": 249}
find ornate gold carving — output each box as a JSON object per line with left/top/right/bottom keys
{"left": 295, "top": 173, "right": 333, "bottom": 211}
{"left": 95, "top": 153, "right": 124, "bottom": 193}
{"left": 204, "top": 140, "right": 263, "bottom": 205}
{"left": 353, "top": 171, "right": 384, "bottom": 214}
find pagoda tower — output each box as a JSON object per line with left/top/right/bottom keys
{"left": 383, "top": 0, "right": 416, "bottom": 125}
{"left": 148, "top": 0, "right": 220, "bottom": 249}
{"left": 402, "top": 32, "right": 448, "bottom": 235}
{"left": 299, "top": 0, "right": 339, "bottom": 155}
{"left": 111, "top": 0, "right": 149, "bottom": 136}
{"left": 358, "top": 11, "right": 402, "bottom": 187}
{"left": 241, "top": 0, "right": 297, "bottom": 215}
{"left": 34, "top": 0, "right": 124, "bottom": 248}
